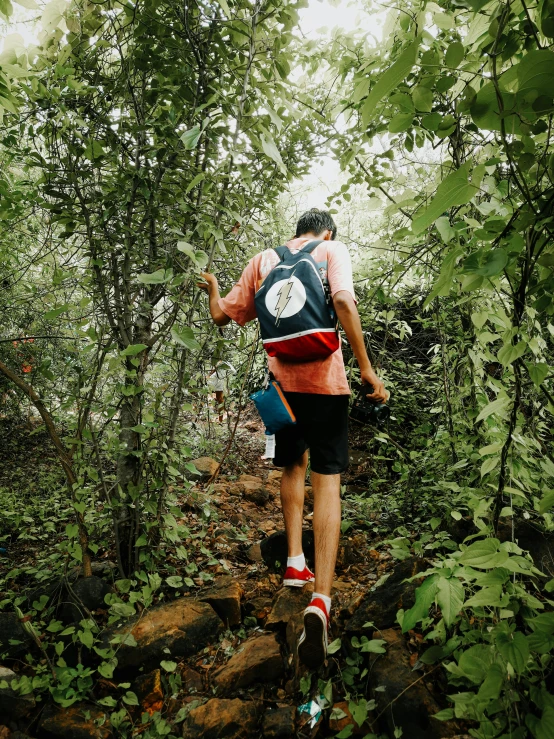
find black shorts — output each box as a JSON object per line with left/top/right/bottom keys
{"left": 273, "top": 393, "right": 349, "bottom": 475}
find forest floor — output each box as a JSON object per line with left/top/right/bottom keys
{"left": 0, "top": 411, "right": 470, "bottom": 739}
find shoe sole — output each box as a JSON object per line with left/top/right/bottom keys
{"left": 283, "top": 578, "right": 315, "bottom": 587}
{"left": 298, "top": 611, "right": 326, "bottom": 669}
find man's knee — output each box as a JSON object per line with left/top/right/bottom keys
{"left": 284, "top": 450, "right": 308, "bottom": 474}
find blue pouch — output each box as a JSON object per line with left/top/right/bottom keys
{"left": 250, "top": 378, "right": 296, "bottom": 435}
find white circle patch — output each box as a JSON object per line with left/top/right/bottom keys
{"left": 265, "top": 276, "right": 306, "bottom": 321}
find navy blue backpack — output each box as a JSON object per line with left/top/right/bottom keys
{"left": 254, "top": 239, "right": 339, "bottom": 362}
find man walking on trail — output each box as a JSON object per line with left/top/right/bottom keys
{"left": 198, "top": 209, "right": 387, "bottom": 669}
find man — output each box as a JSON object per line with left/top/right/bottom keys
{"left": 208, "top": 359, "right": 235, "bottom": 422}
{"left": 198, "top": 208, "right": 386, "bottom": 669}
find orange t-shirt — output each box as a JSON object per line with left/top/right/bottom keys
{"left": 218, "top": 238, "right": 356, "bottom": 395}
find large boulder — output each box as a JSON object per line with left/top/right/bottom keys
{"left": 190, "top": 458, "right": 219, "bottom": 479}
{"left": 370, "top": 629, "right": 460, "bottom": 739}
{"left": 266, "top": 586, "right": 313, "bottom": 629}
{"left": 260, "top": 531, "right": 314, "bottom": 571}
{"left": 37, "top": 703, "right": 111, "bottom": 738}
{"left": 181, "top": 698, "right": 260, "bottom": 738}
{"left": 199, "top": 576, "right": 242, "bottom": 627}
{"left": 61, "top": 577, "right": 111, "bottom": 624}
{"left": 345, "top": 557, "right": 429, "bottom": 632}
{"left": 0, "top": 613, "right": 35, "bottom": 659}
{"left": 262, "top": 705, "right": 295, "bottom": 737}
{"left": 132, "top": 669, "right": 163, "bottom": 715}
{"left": 0, "top": 666, "right": 35, "bottom": 719}
{"left": 101, "top": 599, "right": 221, "bottom": 670}
{"left": 212, "top": 632, "right": 284, "bottom": 693}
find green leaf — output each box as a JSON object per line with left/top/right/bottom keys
{"left": 360, "top": 638, "right": 387, "bottom": 653}
{"left": 423, "top": 246, "right": 463, "bottom": 307}
{"left": 459, "top": 539, "right": 508, "bottom": 569}
{"left": 495, "top": 630, "right": 529, "bottom": 674}
{"left": 120, "top": 344, "right": 148, "bottom": 357}
{"left": 435, "top": 216, "right": 455, "bottom": 243}
{"left": 445, "top": 41, "right": 464, "bottom": 69}
{"left": 137, "top": 269, "right": 170, "bottom": 284}
{"left": 480, "top": 455, "right": 499, "bottom": 477}
{"left": 477, "top": 663, "right": 504, "bottom": 701}
{"left": 436, "top": 577, "right": 464, "bottom": 626}
{"left": 327, "top": 638, "right": 341, "bottom": 654}
{"left": 388, "top": 113, "right": 413, "bottom": 133}
{"left": 122, "top": 690, "right": 139, "bottom": 706}
{"left": 260, "top": 134, "right": 286, "bottom": 174}
{"left": 526, "top": 361, "right": 549, "bottom": 387}
{"left": 181, "top": 126, "right": 201, "bottom": 150}
{"left": 475, "top": 396, "right": 510, "bottom": 423}
{"left": 470, "top": 82, "right": 522, "bottom": 135}
{"left": 464, "top": 585, "right": 504, "bottom": 608}
{"left": 402, "top": 574, "right": 439, "bottom": 632}
{"left": 160, "top": 660, "right": 178, "bottom": 672}
{"left": 361, "top": 39, "right": 420, "bottom": 127}
{"left": 497, "top": 340, "right": 527, "bottom": 366}
{"left": 171, "top": 326, "right": 202, "bottom": 351}
{"left": 516, "top": 50, "right": 554, "bottom": 100}
{"left": 457, "top": 644, "right": 497, "bottom": 684}
{"left": 45, "top": 305, "right": 70, "bottom": 320}
{"left": 412, "top": 86, "right": 433, "bottom": 112}
{"left": 166, "top": 576, "right": 183, "bottom": 588}
{"left": 471, "top": 311, "right": 488, "bottom": 329}
{"left": 185, "top": 173, "right": 205, "bottom": 194}
{"left": 539, "top": 490, "right": 554, "bottom": 513}
{"left": 465, "top": 249, "right": 508, "bottom": 278}
{"left": 413, "top": 163, "right": 478, "bottom": 235}
{"left": 215, "top": 0, "right": 231, "bottom": 18}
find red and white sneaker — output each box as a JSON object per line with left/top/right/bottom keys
{"left": 283, "top": 565, "right": 315, "bottom": 588}
{"left": 298, "top": 598, "right": 329, "bottom": 669}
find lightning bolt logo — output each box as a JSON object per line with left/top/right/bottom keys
{"left": 274, "top": 279, "right": 295, "bottom": 324}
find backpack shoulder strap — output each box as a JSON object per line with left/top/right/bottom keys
{"left": 301, "top": 239, "right": 324, "bottom": 254}
{"left": 274, "top": 246, "right": 289, "bottom": 261}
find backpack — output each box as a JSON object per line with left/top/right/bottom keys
{"left": 254, "top": 239, "right": 340, "bottom": 362}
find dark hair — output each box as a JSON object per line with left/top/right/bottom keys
{"left": 295, "top": 208, "right": 337, "bottom": 240}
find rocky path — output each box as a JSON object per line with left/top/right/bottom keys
{"left": 0, "top": 422, "right": 470, "bottom": 739}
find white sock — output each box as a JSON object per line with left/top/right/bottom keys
{"left": 287, "top": 553, "right": 306, "bottom": 570}
{"left": 311, "top": 592, "right": 331, "bottom": 613}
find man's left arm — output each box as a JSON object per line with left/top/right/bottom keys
{"left": 197, "top": 273, "right": 231, "bottom": 326}
{"left": 333, "top": 291, "right": 387, "bottom": 403}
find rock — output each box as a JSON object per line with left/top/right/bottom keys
{"left": 182, "top": 697, "right": 260, "bottom": 738}
{"left": 243, "top": 485, "right": 271, "bottom": 506}
{"left": 0, "top": 728, "right": 9, "bottom": 739}
{"left": 262, "top": 705, "right": 295, "bottom": 737}
{"left": 285, "top": 611, "right": 304, "bottom": 658}
{"left": 266, "top": 586, "right": 313, "bottom": 629}
{"left": 243, "top": 597, "right": 273, "bottom": 624}
{"left": 190, "top": 457, "right": 219, "bottom": 479}
{"left": 267, "top": 470, "right": 282, "bottom": 484}
{"left": 38, "top": 703, "right": 111, "bottom": 738}
{"left": 0, "top": 613, "right": 35, "bottom": 658}
{"left": 239, "top": 474, "right": 263, "bottom": 485}
{"left": 181, "top": 666, "right": 203, "bottom": 693}
{"left": 371, "top": 629, "right": 460, "bottom": 739}
{"left": 0, "top": 666, "right": 35, "bottom": 719}
{"left": 260, "top": 531, "right": 314, "bottom": 571}
{"left": 345, "top": 557, "right": 429, "bottom": 632}
{"left": 133, "top": 669, "right": 163, "bottom": 715}
{"left": 212, "top": 632, "right": 284, "bottom": 693}
{"left": 102, "top": 598, "right": 221, "bottom": 671}
{"left": 61, "top": 576, "right": 111, "bottom": 624}
{"left": 246, "top": 542, "right": 262, "bottom": 562}
{"left": 199, "top": 576, "right": 242, "bottom": 627}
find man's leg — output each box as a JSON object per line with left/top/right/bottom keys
{"left": 280, "top": 450, "right": 308, "bottom": 558}
{"left": 311, "top": 472, "right": 341, "bottom": 596}
{"left": 215, "top": 390, "right": 224, "bottom": 422}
